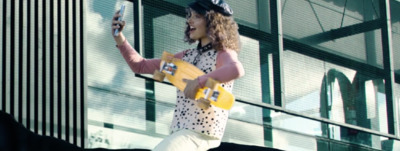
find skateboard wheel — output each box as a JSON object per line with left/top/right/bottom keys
{"left": 197, "top": 98, "right": 210, "bottom": 110}
{"left": 204, "top": 78, "right": 220, "bottom": 102}
{"left": 153, "top": 70, "right": 166, "bottom": 82}
{"left": 205, "top": 78, "right": 219, "bottom": 90}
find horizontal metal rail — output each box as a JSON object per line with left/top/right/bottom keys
{"left": 134, "top": 74, "right": 400, "bottom": 141}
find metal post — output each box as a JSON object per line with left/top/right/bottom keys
{"left": 379, "top": 0, "right": 397, "bottom": 136}
{"left": 270, "top": 0, "right": 285, "bottom": 107}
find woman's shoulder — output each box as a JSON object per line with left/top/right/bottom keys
{"left": 184, "top": 48, "right": 196, "bottom": 53}
{"left": 183, "top": 47, "right": 198, "bottom": 55}
{"left": 175, "top": 48, "right": 195, "bottom": 59}
{"left": 217, "top": 48, "right": 239, "bottom": 56}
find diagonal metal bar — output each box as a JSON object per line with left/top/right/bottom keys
{"left": 340, "top": 0, "right": 348, "bottom": 28}
{"left": 379, "top": 0, "right": 397, "bottom": 136}
{"left": 307, "top": 0, "right": 325, "bottom": 32}
{"left": 299, "top": 19, "right": 382, "bottom": 44}
{"left": 371, "top": 0, "right": 380, "bottom": 18}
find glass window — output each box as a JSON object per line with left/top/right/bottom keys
{"left": 395, "top": 83, "right": 400, "bottom": 138}
{"left": 143, "top": 0, "right": 273, "bottom": 147}
{"left": 144, "top": 6, "right": 193, "bottom": 137}
{"left": 283, "top": 50, "right": 326, "bottom": 116}
{"left": 155, "top": 100, "right": 174, "bottom": 135}
{"left": 84, "top": 0, "right": 397, "bottom": 150}
{"left": 282, "top": 0, "right": 383, "bottom": 67}
{"left": 224, "top": 101, "right": 264, "bottom": 146}
{"left": 145, "top": 3, "right": 270, "bottom": 105}
{"left": 164, "top": 0, "right": 270, "bottom": 32}
{"left": 151, "top": 13, "right": 191, "bottom": 56}
{"left": 328, "top": 124, "right": 387, "bottom": 150}
{"left": 271, "top": 117, "right": 320, "bottom": 151}
{"left": 0, "top": 0, "right": 3, "bottom": 110}
{"left": 233, "top": 36, "right": 265, "bottom": 103}
{"left": 86, "top": 0, "right": 152, "bottom": 149}
{"left": 87, "top": 1, "right": 141, "bottom": 95}
{"left": 391, "top": 0, "right": 400, "bottom": 74}
{"left": 4, "top": 0, "right": 11, "bottom": 112}
{"left": 0, "top": 0, "right": 2, "bottom": 57}
{"left": 224, "top": 0, "right": 260, "bottom": 30}
{"left": 283, "top": 50, "right": 388, "bottom": 134}
{"left": 87, "top": 124, "right": 162, "bottom": 149}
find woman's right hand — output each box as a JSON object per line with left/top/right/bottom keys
{"left": 112, "top": 10, "right": 126, "bottom": 45}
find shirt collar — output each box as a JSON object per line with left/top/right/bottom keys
{"left": 196, "top": 42, "right": 213, "bottom": 54}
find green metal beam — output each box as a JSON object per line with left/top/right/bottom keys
{"left": 379, "top": 0, "right": 397, "bottom": 136}
{"left": 300, "top": 19, "right": 382, "bottom": 44}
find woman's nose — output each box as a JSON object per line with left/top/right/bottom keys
{"left": 187, "top": 17, "right": 193, "bottom": 24}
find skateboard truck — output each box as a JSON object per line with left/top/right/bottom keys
{"left": 153, "top": 51, "right": 176, "bottom": 82}
{"left": 198, "top": 78, "right": 220, "bottom": 110}
{"left": 203, "top": 78, "right": 220, "bottom": 102}
{"left": 161, "top": 62, "right": 177, "bottom": 75}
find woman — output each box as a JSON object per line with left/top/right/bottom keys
{"left": 112, "top": 0, "right": 244, "bottom": 150}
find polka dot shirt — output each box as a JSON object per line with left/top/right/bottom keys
{"left": 170, "top": 44, "right": 234, "bottom": 139}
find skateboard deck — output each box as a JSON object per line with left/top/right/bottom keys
{"left": 153, "top": 51, "right": 235, "bottom": 110}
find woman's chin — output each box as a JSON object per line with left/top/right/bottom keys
{"left": 189, "top": 34, "right": 199, "bottom": 40}
{"left": 190, "top": 37, "right": 199, "bottom": 41}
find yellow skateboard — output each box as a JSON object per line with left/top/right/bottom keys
{"left": 153, "top": 51, "right": 235, "bottom": 110}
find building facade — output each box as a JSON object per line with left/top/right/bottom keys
{"left": 1, "top": 0, "right": 400, "bottom": 150}
{"left": 0, "top": 0, "right": 86, "bottom": 147}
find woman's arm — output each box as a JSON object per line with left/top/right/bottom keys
{"left": 197, "top": 50, "right": 245, "bottom": 87}
{"left": 112, "top": 10, "right": 186, "bottom": 74}
{"left": 117, "top": 40, "right": 185, "bottom": 74}
{"left": 117, "top": 40, "right": 160, "bottom": 74}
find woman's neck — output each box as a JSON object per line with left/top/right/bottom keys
{"left": 200, "top": 37, "right": 211, "bottom": 46}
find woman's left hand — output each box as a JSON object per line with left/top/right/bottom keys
{"left": 183, "top": 78, "right": 200, "bottom": 99}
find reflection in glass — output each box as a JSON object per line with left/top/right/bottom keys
{"left": 391, "top": 1, "right": 400, "bottom": 73}
{"left": 283, "top": 50, "right": 325, "bottom": 115}
{"left": 84, "top": 0, "right": 398, "bottom": 150}
{"left": 233, "top": 36, "right": 264, "bottom": 103}
{"left": 395, "top": 83, "right": 400, "bottom": 138}
{"left": 86, "top": 0, "right": 156, "bottom": 149}
{"left": 165, "top": 0, "right": 267, "bottom": 31}
{"left": 283, "top": 50, "right": 390, "bottom": 149}
{"left": 328, "top": 124, "right": 386, "bottom": 150}
{"left": 282, "top": 0, "right": 384, "bottom": 67}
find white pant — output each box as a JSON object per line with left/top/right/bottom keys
{"left": 153, "top": 129, "right": 221, "bottom": 151}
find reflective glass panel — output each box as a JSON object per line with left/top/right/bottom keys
{"left": 395, "top": 83, "right": 400, "bottom": 138}
{"left": 164, "top": 0, "right": 270, "bottom": 32}
{"left": 283, "top": 50, "right": 388, "bottom": 134}
{"left": 282, "top": 0, "right": 383, "bottom": 68}
{"left": 86, "top": 0, "right": 150, "bottom": 149}
{"left": 145, "top": 3, "right": 271, "bottom": 105}
{"left": 391, "top": 1, "right": 400, "bottom": 74}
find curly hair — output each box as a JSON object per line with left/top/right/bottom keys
{"left": 184, "top": 9, "right": 241, "bottom": 52}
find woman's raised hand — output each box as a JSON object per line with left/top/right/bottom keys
{"left": 111, "top": 10, "right": 126, "bottom": 36}
{"left": 112, "top": 10, "right": 126, "bottom": 45}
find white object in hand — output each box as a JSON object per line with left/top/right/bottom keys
{"left": 114, "top": 4, "right": 125, "bottom": 37}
